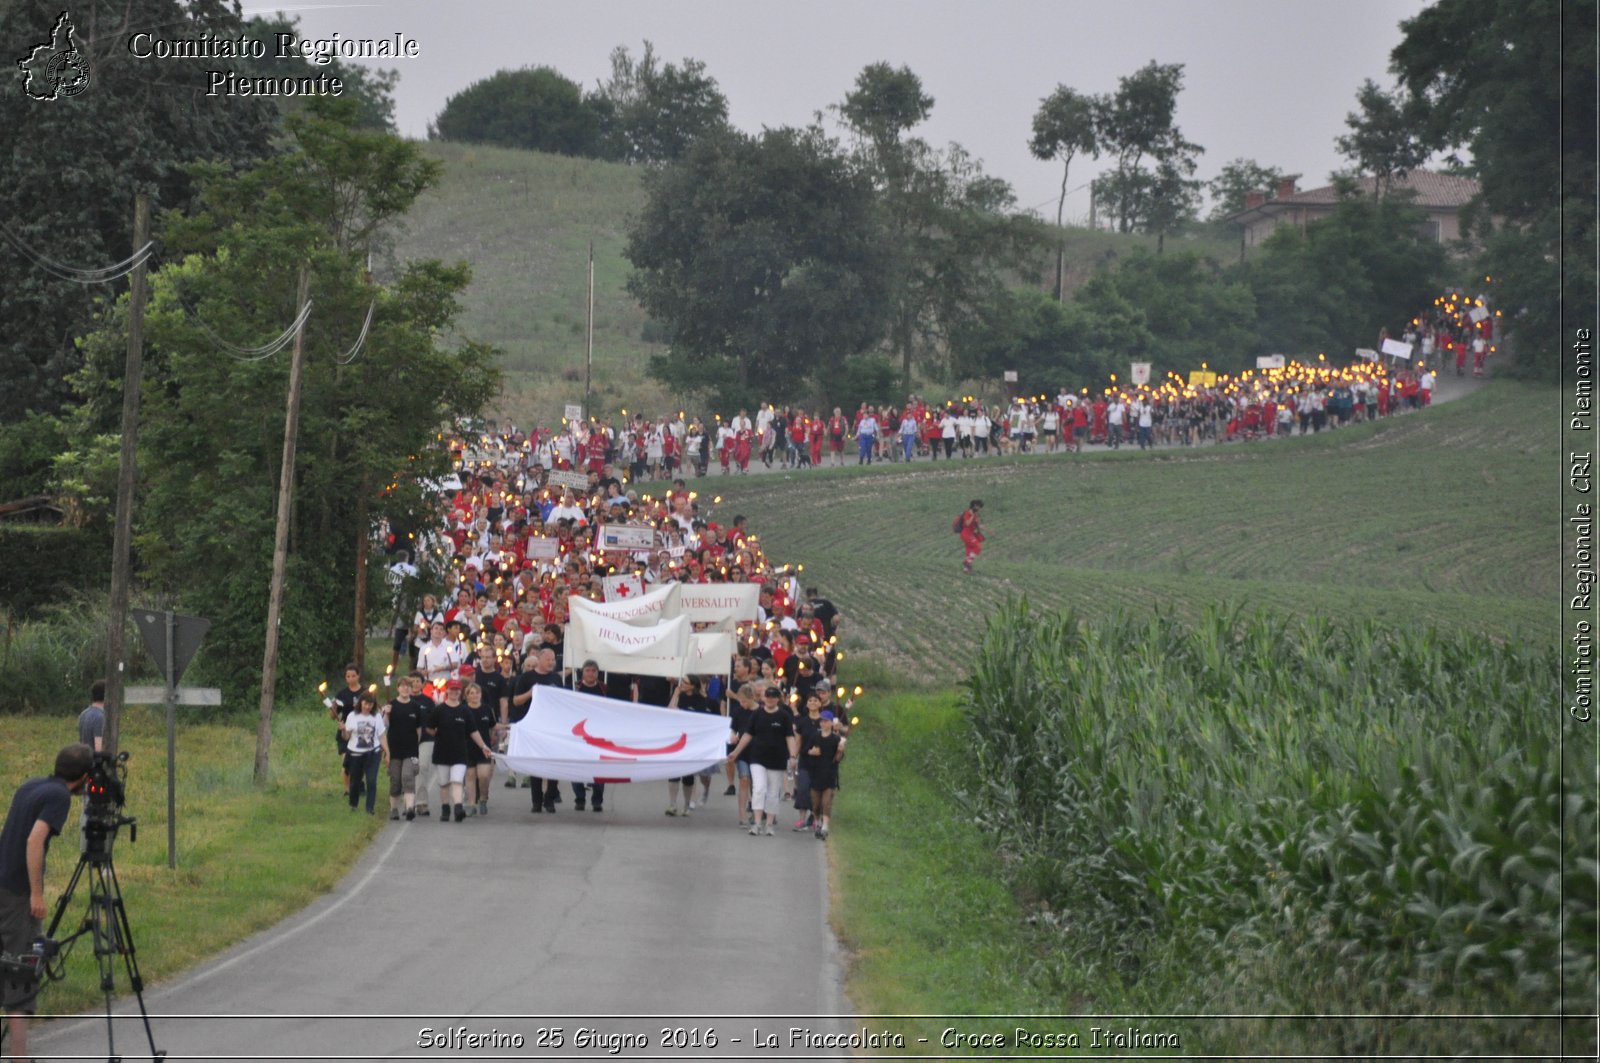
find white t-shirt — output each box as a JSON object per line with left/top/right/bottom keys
{"left": 344, "top": 711, "right": 386, "bottom": 754}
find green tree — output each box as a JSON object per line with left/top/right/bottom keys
{"left": 1237, "top": 191, "right": 1446, "bottom": 361}
{"left": 1335, "top": 79, "right": 1430, "bottom": 201}
{"left": 838, "top": 64, "right": 1041, "bottom": 388}
{"left": 1029, "top": 84, "right": 1103, "bottom": 299}
{"left": 242, "top": 13, "right": 399, "bottom": 132}
{"left": 0, "top": 0, "right": 279, "bottom": 423}
{"left": 625, "top": 126, "right": 892, "bottom": 411}
{"left": 1099, "top": 250, "right": 1257, "bottom": 372}
{"left": 429, "top": 67, "right": 604, "bottom": 157}
{"left": 1092, "top": 61, "right": 1204, "bottom": 242}
{"left": 595, "top": 41, "right": 730, "bottom": 163}
{"left": 1207, "top": 158, "right": 1287, "bottom": 222}
{"left": 1390, "top": 0, "right": 1590, "bottom": 371}
{"left": 74, "top": 98, "right": 499, "bottom": 698}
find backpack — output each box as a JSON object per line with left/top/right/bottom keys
{"left": 952, "top": 512, "right": 965, "bottom": 535}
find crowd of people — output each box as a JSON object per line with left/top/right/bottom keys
{"left": 325, "top": 449, "right": 853, "bottom": 840}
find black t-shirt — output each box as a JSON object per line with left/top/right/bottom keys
{"left": 466, "top": 702, "right": 497, "bottom": 765}
{"left": 477, "top": 672, "right": 509, "bottom": 717}
{"left": 575, "top": 679, "right": 607, "bottom": 699}
{"left": 0, "top": 776, "right": 72, "bottom": 894}
{"left": 727, "top": 702, "right": 753, "bottom": 751}
{"left": 385, "top": 698, "right": 425, "bottom": 760}
{"left": 603, "top": 672, "right": 634, "bottom": 701}
{"left": 636, "top": 675, "right": 674, "bottom": 707}
{"left": 677, "top": 692, "right": 717, "bottom": 715}
{"left": 509, "top": 669, "right": 561, "bottom": 722}
{"left": 428, "top": 701, "right": 475, "bottom": 765}
{"left": 741, "top": 706, "right": 795, "bottom": 770}
{"left": 333, "top": 686, "right": 362, "bottom": 723}
{"left": 808, "top": 597, "right": 838, "bottom": 636}
{"left": 796, "top": 715, "right": 824, "bottom": 770}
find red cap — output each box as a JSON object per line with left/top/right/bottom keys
{"left": 445, "top": 679, "right": 463, "bottom": 690}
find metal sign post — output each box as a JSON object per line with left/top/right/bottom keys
{"left": 131, "top": 608, "right": 212, "bottom": 868}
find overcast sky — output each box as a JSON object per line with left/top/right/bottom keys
{"left": 239, "top": 0, "right": 1429, "bottom": 220}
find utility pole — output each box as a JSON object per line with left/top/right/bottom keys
{"left": 583, "top": 241, "right": 594, "bottom": 414}
{"left": 104, "top": 193, "right": 150, "bottom": 759}
{"left": 255, "top": 266, "right": 311, "bottom": 786}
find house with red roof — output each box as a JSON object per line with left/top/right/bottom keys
{"left": 1227, "top": 170, "right": 1481, "bottom": 252}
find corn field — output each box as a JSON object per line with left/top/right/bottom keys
{"left": 963, "top": 600, "right": 1595, "bottom": 1055}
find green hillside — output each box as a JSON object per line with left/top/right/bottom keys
{"left": 686, "top": 381, "right": 1557, "bottom": 685}
{"left": 394, "top": 140, "right": 1237, "bottom": 426}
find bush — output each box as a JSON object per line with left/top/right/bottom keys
{"left": 0, "top": 525, "right": 111, "bottom": 617}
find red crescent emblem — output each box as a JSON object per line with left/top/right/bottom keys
{"left": 572, "top": 719, "right": 687, "bottom": 756}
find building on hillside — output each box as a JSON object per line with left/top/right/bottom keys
{"left": 1226, "top": 170, "right": 1481, "bottom": 253}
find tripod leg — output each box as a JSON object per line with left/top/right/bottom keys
{"left": 90, "top": 865, "right": 122, "bottom": 1062}
{"left": 104, "top": 861, "right": 163, "bottom": 1060}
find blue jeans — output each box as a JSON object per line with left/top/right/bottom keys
{"left": 857, "top": 435, "right": 875, "bottom": 464}
{"left": 347, "top": 750, "right": 381, "bottom": 812}
{"left": 902, "top": 434, "right": 916, "bottom": 461}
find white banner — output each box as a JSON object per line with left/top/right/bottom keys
{"left": 685, "top": 631, "right": 738, "bottom": 676}
{"left": 1381, "top": 338, "right": 1414, "bottom": 359}
{"left": 1256, "top": 354, "right": 1286, "bottom": 370}
{"left": 1354, "top": 348, "right": 1379, "bottom": 362}
{"left": 546, "top": 469, "right": 590, "bottom": 491}
{"left": 566, "top": 610, "right": 689, "bottom": 678}
{"left": 1130, "top": 361, "right": 1151, "bottom": 385}
{"left": 570, "top": 582, "right": 680, "bottom": 627}
{"left": 1469, "top": 305, "right": 1489, "bottom": 323}
{"left": 602, "top": 571, "right": 646, "bottom": 602}
{"left": 498, "top": 685, "right": 728, "bottom": 783}
{"left": 598, "top": 524, "right": 657, "bottom": 551}
{"left": 564, "top": 404, "right": 584, "bottom": 424}
{"left": 525, "top": 537, "right": 560, "bottom": 559}
{"left": 677, "top": 583, "right": 761, "bottom": 625}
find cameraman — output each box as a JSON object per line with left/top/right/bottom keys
{"left": 1, "top": 743, "right": 93, "bottom": 1063}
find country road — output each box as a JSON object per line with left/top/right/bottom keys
{"left": 34, "top": 783, "right": 851, "bottom": 1062}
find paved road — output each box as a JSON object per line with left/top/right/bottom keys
{"left": 35, "top": 784, "right": 850, "bottom": 1062}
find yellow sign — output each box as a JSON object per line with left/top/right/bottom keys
{"left": 1187, "top": 371, "right": 1217, "bottom": 387}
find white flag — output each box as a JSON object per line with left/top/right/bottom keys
{"left": 498, "top": 684, "right": 729, "bottom": 783}
{"left": 571, "top": 583, "right": 680, "bottom": 627}
{"left": 567, "top": 609, "right": 689, "bottom": 678}
{"left": 677, "top": 582, "right": 761, "bottom": 625}
{"left": 603, "top": 571, "right": 646, "bottom": 602}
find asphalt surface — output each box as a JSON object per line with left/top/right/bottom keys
{"left": 34, "top": 782, "right": 851, "bottom": 1062}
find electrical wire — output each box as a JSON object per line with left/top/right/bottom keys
{"left": 333, "top": 299, "right": 376, "bottom": 365}
{"left": 0, "top": 220, "right": 153, "bottom": 284}
{"left": 182, "top": 298, "right": 313, "bottom": 361}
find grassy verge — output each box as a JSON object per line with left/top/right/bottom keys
{"left": 3, "top": 701, "right": 376, "bottom": 1017}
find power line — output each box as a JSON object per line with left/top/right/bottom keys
{"left": 333, "top": 299, "right": 376, "bottom": 364}
{"left": 0, "top": 220, "right": 153, "bottom": 283}
{"left": 182, "top": 298, "right": 314, "bottom": 361}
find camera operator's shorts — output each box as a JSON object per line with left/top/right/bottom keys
{"left": 0, "top": 886, "right": 42, "bottom": 1012}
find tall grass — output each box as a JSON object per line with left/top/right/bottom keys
{"left": 962, "top": 600, "right": 1594, "bottom": 1056}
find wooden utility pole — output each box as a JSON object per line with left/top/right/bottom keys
{"left": 103, "top": 193, "right": 150, "bottom": 759}
{"left": 352, "top": 470, "right": 370, "bottom": 674}
{"left": 583, "top": 241, "right": 594, "bottom": 414}
{"left": 255, "top": 266, "right": 311, "bottom": 786}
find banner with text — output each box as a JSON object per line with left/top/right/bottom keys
{"left": 677, "top": 582, "right": 762, "bottom": 625}
{"left": 570, "top": 583, "right": 680, "bottom": 627}
{"left": 566, "top": 610, "right": 689, "bottom": 678}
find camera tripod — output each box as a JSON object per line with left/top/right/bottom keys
{"left": 40, "top": 828, "right": 164, "bottom": 1062}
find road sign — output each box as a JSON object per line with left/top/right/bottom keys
{"left": 122, "top": 686, "right": 221, "bottom": 706}
{"left": 130, "top": 608, "right": 210, "bottom": 686}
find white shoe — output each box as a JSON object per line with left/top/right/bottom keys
{"left": 748, "top": 824, "right": 761, "bottom": 836}
{"left": 765, "top": 824, "right": 776, "bottom": 836}
{"left": 687, "top": 800, "right": 698, "bottom": 810}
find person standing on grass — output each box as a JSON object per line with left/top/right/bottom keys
{"left": 1, "top": 744, "right": 94, "bottom": 1063}
{"left": 341, "top": 693, "right": 386, "bottom": 815}
{"left": 958, "top": 499, "right": 985, "bottom": 574}
{"left": 78, "top": 679, "right": 106, "bottom": 752}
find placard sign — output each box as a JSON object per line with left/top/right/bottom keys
{"left": 1256, "top": 354, "right": 1286, "bottom": 370}
{"left": 564, "top": 404, "right": 583, "bottom": 424}
{"left": 546, "top": 469, "right": 590, "bottom": 491}
{"left": 1130, "top": 362, "right": 1151, "bottom": 385}
{"left": 598, "top": 524, "right": 658, "bottom": 551}
{"left": 525, "top": 537, "right": 561, "bottom": 559}
{"left": 1381, "top": 338, "right": 1414, "bottom": 360}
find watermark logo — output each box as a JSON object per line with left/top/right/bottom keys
{"left": 18, "top": 11, "right": 91, "bottom": 100}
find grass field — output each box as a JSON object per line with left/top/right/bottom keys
{"left": 1, "top": 702, "right": 378, "bottom": 1018}
{"left": 681, "top": 380, "right": 1558, "bottom": 686}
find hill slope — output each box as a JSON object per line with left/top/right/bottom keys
{"left": 690, "top": 381, "right": 1557, "bottom": 684}
{"left": 393, "top": 140, "right": 1237, "bottom": 426}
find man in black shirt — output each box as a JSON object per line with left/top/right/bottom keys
{"left": 383, "top": 676, "right": 427, "bottom": 821}
{"left": 329, "top": 664, "right": 364, "bottom": 797}
{"left": 571, "top": 661, "right": 612, "bottom": 813}
{"left": 1, "top": 743, "right": 93, "bottom": 1061}
{"left": 511, "top": 649, "right": 564, "bottom": 813}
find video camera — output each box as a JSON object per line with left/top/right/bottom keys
{"left": 82, "top": 750, "right": 136, "bottom": 862}
{"left": 0, "top": 935, "right": 59, "bottom": 987}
